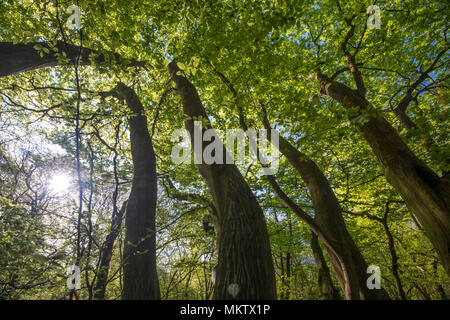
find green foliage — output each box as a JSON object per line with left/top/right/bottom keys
{"left": 0, "top": 0, "right": 448, "bottom": 300}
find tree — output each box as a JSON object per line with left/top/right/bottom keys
{"left": 167, "top": 61, "right": 276, "bottom": 299}
{"left": 102, "top": 83, "right": 161, "bottom": 299}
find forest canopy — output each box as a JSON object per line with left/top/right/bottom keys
{"left": 0, "top": 0, "right": 448, "bottom": 301}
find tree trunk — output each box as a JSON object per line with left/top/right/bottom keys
{"left": 93, "top": 201, "right": 127, "bottom": 299}
{"left": 310, "top": 233, "right": 342, "bottom": 300}
{"left": 361, "top": 116, "right": 450, "bottom": 275}
{"left": 261, "top": 110, "right": 390, "bottom": 299}
{"left": 285, "top": 253, "right": 291, "bottom": 299}
{"left": 0, "top": 42, "right": 144, "bottom": 77}
{"left": 381, "top": 216, "right": 406, "bottom": 300}
{"left": 315, "top": 73, "right": 450, "bottom": 275}
{"left": 114, "top": 83, "right": 160, "bottom": 300}
{"left": 167, "top": 61, "right": 276, "bottom": 299}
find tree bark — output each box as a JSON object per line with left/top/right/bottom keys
{"left": 167, "top": 61, "right": 276, "bottom": 299}
{"left": 310, "top": 232, "right": 342, "bottom": 300}
{"left": 314, "top": 73, "right": 450, "bottom": 275}
{"left": 114, "top": 83, "right": 160, "bottom": 300}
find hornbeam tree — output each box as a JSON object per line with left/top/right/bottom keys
{"left": 167, "top": 61, "right": 277, "bottom": 299}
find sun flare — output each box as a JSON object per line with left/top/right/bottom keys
{"left": 49, "top": 173, "right": 71, "bottom": 194}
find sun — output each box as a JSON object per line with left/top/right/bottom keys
{"left": 49, "top": 173, "right": 72, "bottom": 194}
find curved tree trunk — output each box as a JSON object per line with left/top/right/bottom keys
{"left": 314, "top": 73, "right": 450, "bottom": 275}
{"left": 167, "top": 61, "right": 276, "bottom": 299}
{"left": 260, "top": 107, "right": 390, "bottom": 299}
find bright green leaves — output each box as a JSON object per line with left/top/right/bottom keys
{"left": 33, "top": 43, "right": 49, "bottom": 58}
{"left": 1, "top": 0, "right": 449, "bottom": 301}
